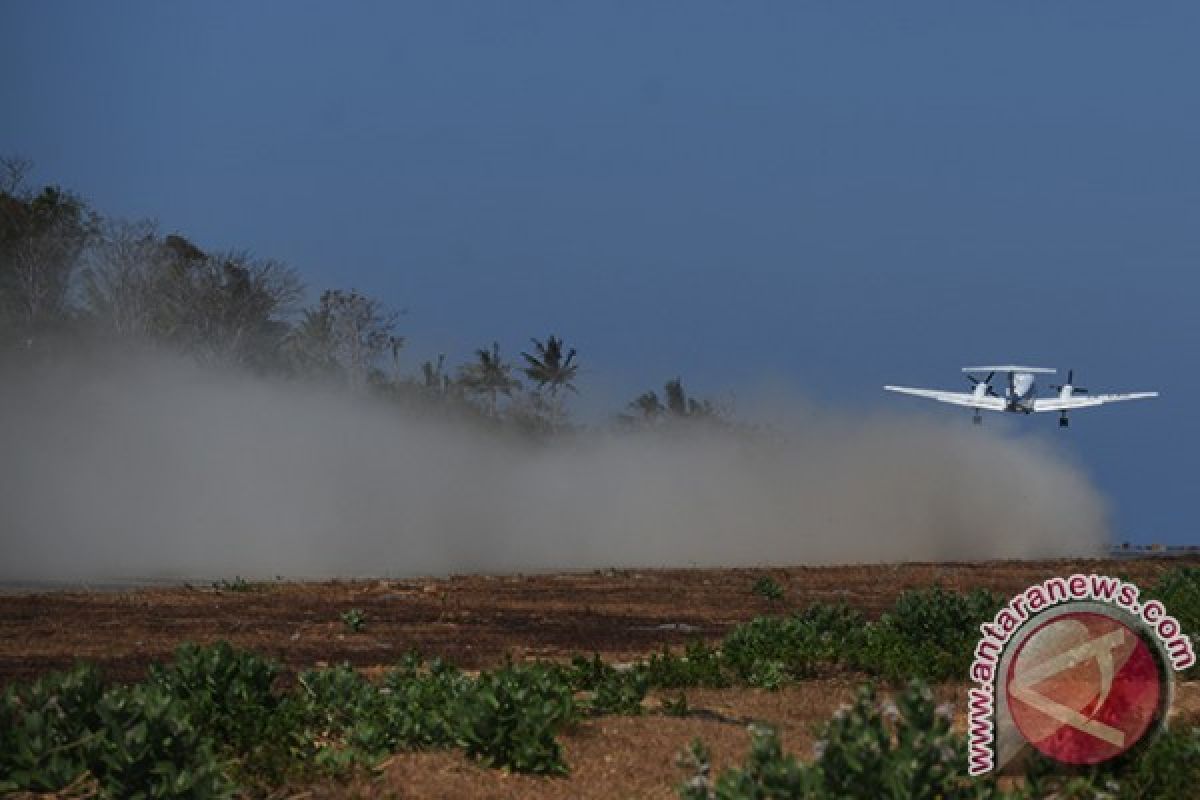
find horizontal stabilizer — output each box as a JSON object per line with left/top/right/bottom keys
{"left": 962, "top": 365, "right": 1056, "bottom": 374}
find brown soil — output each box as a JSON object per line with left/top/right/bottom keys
{"left": 2, "top": 558, "right": 1195, "bottom": 685}
{"left": 343, "top": 683, "right": 870, "bottom": 800}
{"left": 2, "top": 557, "right": 1196, "bottom": 798}
{"left": 297, "top": 679, "right": 1200, "bottom": 800}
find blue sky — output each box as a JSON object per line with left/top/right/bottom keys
{"left": 3, "top": 2, "right": 1196, "bottom": 543}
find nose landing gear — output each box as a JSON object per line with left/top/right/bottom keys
{"left": 973, "top": 410, "right": 983, "bottom": 425}
{"left": 1059, "top": 412, "right": 1069, "bottom": 428}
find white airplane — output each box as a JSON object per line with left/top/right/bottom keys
{"left": 884, "top": 366, "right": 1158, "bottom": 427}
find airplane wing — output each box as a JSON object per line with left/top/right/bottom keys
{"left": 883, "top": 386, "right": 1007, "bottom": 411}
{"left": 1032, "top": 392, "right": 1159, "bottom": 412}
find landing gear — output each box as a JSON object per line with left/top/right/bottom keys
{"left": 1059, "top": 412, "right": 1069, "bottom": 428}
{"left": 973, "top": 411, "right": 982, "bottom": 426}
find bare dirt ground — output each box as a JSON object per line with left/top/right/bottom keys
{"left": 3, "top": 557, "right": 1196, "bottom": 685}
{"left": 2, "top": 557, "right": 1197, "bottom": 798}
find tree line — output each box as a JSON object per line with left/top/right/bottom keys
{"left": 0, "top": 158, "right": 722, "bottom": 433}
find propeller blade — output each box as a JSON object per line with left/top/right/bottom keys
{"left": 1051, "top": 369, "right": 1087, "bottom": 393}
{"left": 968, "top": 371, "right": 997, "bottom": 395}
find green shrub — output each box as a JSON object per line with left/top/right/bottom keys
{"left": 88, "top": 682, "right": 234, "bottom": 799}
{"left": 0, "top": 668, "right": 235, "bottom": 798}
{"left": 680, "top": 681, "right": 1002, "bottom": 799}
{"left": 677, "top": 738, "right": 714, "bottom": 799}
{"left": 558, "top": 654, "right": 648, "bottom": 715}
{"left": 722, "top": 619, "right": 810, "bottom": 687}
{"left": 149, "top": 642, "right": 279, "bottom": 748}
{"left": 288, "top": 655, "right": 478, "bottom": 774}
{"left": 721, "top": 617, "right": 803, "bottom": 687}
{"left": 679, "top": 678, "right": 1200, "bottom": 799}
{"left": 377, "top": 655, "right": 471, "bottom": 750}
{"left": 2, "top": 647, "right": 589, "bottom": 791}
{"left": 812, "top": 681, "right": 983, "bottom": 799}
{"left": 791, "top": 602, "right": 867, "bottom": 664}
{"left": 712, "top": 724, "right": 812, "bottom": 798}
{"left": 295, "top": 662, "right": 380, "bottom": 739}
{"left": 858, "top": 587, "right": 1001, "bottom": 682}
{"left": 340, "top": 607, "right": 367, "bottom": 632}
{"left": 150, "top": 641, "right": 307, "bottom": 788}
{"left": 1148, "top": 567, "right": 1200, "bottom": 630}
{"left": 1146, "top": 566, "right": 1200, "bottom": 679}
{"left": 1102, "top": 724, "right": 1200, "bottom": 799}
{"left": 721, "top": 604, "right": 866, "bottom": 687}
{"left": 752, "top": 576, "right": 785, "bottom": 609}
{"left": 645, "top": 641, "right": 730, "bottom": 689}
{"left": 1022, "top": 723, "right": 1200, "bottom": 800}
{"left": 0, "top": 664, "right": 107, "bottom": 792}
{"left": 590, "top": 666, "right": 649, "bottom": 715}
{"left": 562, "top": 653, "right": 611, "bottom": 690}
{"left": 453, "top": 661, "right": 577, "bottom": 774}
{"left": 211, "top": 577, "right": 252, "bottom": 592}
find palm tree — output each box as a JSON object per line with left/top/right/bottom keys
{"left": 664, "top": 377, "right": 688, "bottom": 416}
{"left": 628, "top": 390, "right": 663, "bottom": 421}
{"left": 421, "top": 354, "right": 449, "bottom": 393}
{"left": 458, "top": 341, "right": 521, "bottom": 417}
{"left": 520, "top": 335, "right": 579, "bottom": 396}
{"left": 622, "top": 378, "right": 720, "bottom": 427}
{"left": 664, "top": 377, "right": 717, "bottom": 418}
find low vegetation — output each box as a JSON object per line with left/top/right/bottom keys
{"left": 680, "top": 682, "right": 979, "bottom": 799}
{"left": 339, "top": 608, "right": 367, "bottom": 633}
{"left": 679, "top": 682, "right": 1200, "bottom": 799}
{"left": 2, "top": 568, "right": 1197, "bottom": 796}
{"left": 1144, "top": 565, "right": 1200, "bottom": 679}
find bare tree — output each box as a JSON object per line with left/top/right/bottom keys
{"left": 184, "top": 250, "right": 301, "bottom": 366}
{"left": 0, "top": 156, "right": 32, "bottom": 195}
{"left": 80, "top": 218, "right": 162, "bottom": 337}
{"left": 82, "top": 227, "right": 303, "bottom": 366}
{"left": 291, "top": 289, "right": 401, "bottom": 389}
{"left": 0, "top": 182, "right": 96, "bottom": 346}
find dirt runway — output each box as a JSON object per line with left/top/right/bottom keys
{"left": 3, "top": 557, "right": 1195, "bottom": 685}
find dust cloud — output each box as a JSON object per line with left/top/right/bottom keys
{"left": 0, "top": 350, "right": 1109, "bottom": 583}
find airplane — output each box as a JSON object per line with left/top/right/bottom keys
{"left": 884, "top": 366, "right": 1158, "bottom": 427}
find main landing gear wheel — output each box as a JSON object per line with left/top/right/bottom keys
{"left": 1059, "top": 413, "right": 1069, "bottom": 428}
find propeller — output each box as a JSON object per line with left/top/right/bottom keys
{"left": 966, "top": 371, "right": 999, "bottom": 397}
{"left": 1050, "top": 369, "right": 1088, "bottom": 394}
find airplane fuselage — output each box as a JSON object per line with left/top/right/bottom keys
{"left": 1006, "top": 372, "right": 1038, "bottom": 413}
